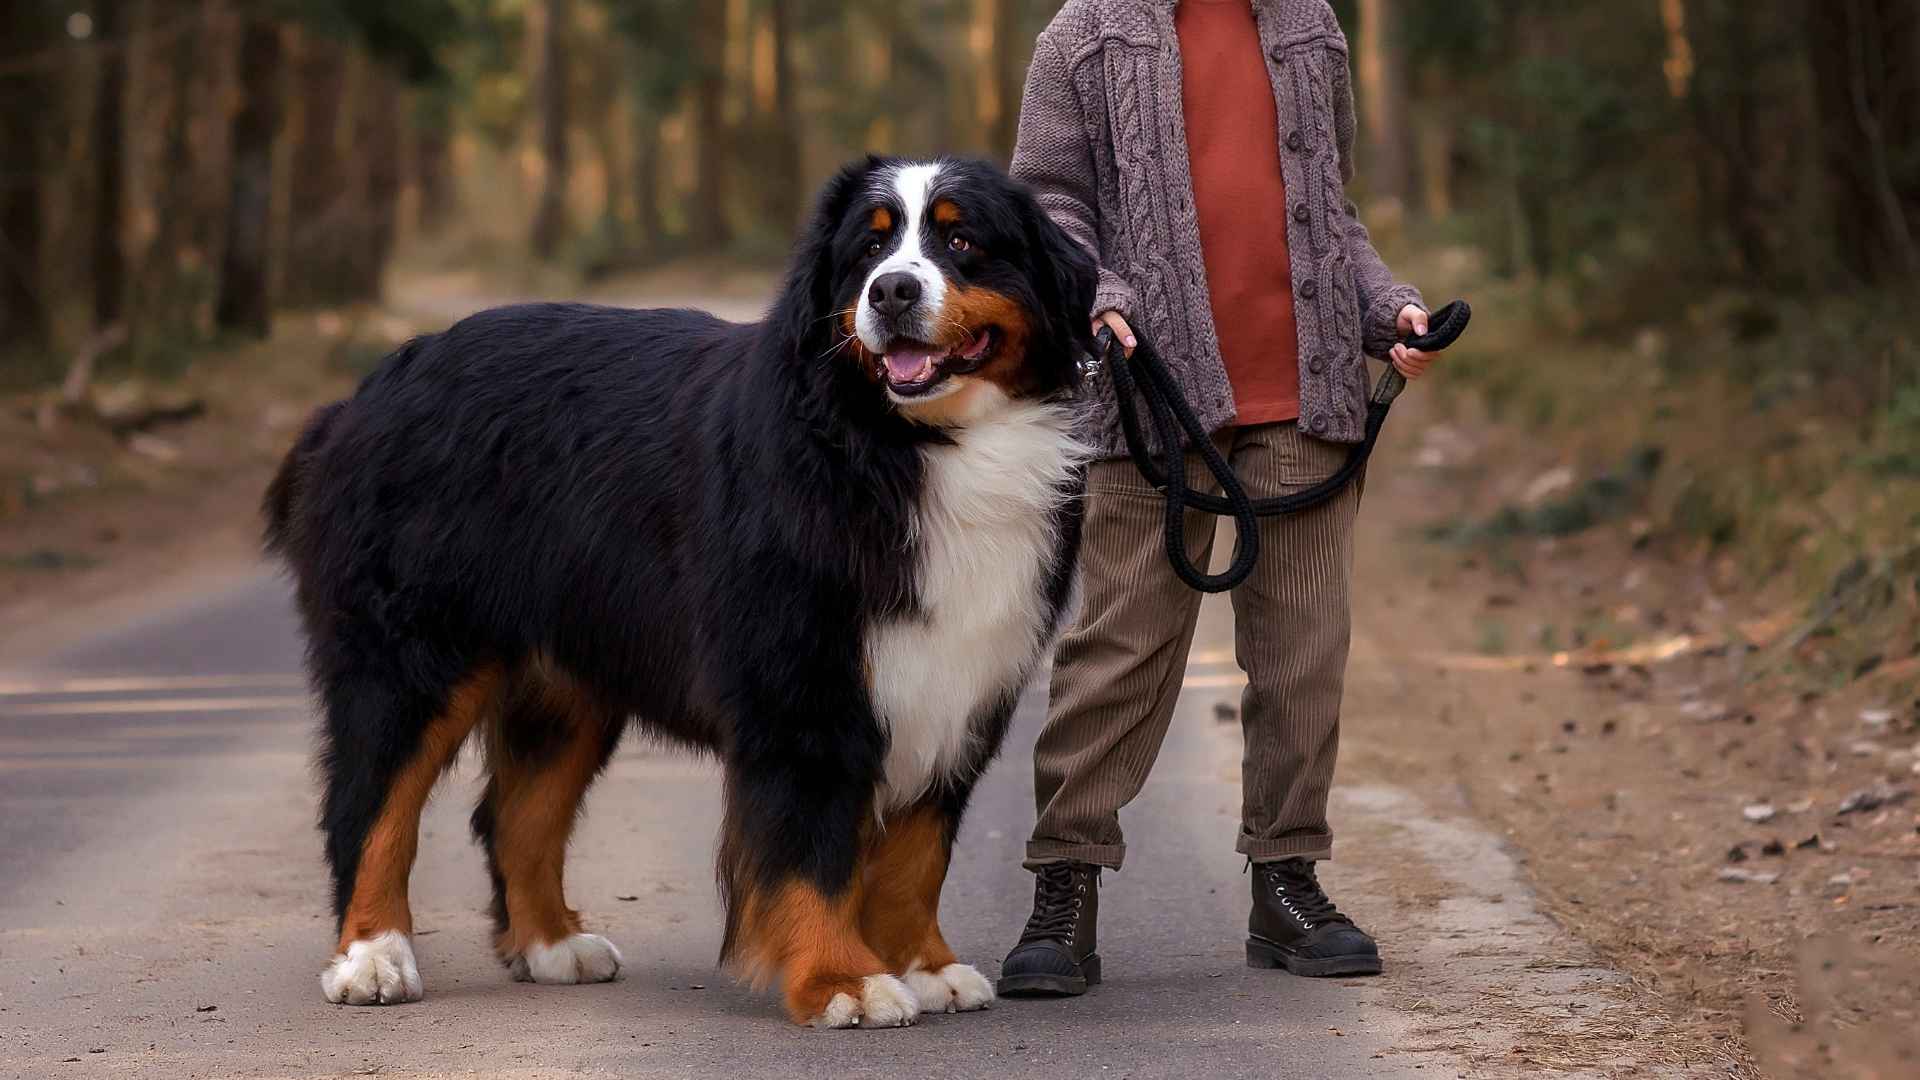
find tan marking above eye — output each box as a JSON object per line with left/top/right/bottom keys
{"left": 870, "top": 207, "right": 894, "bottom": 232}
{"left": 931, "top": 199, "right": 962, "bottom": 227}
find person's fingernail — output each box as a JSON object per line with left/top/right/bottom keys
{"left": 1124, "top": 336, "right": 1136, "bottom": 348}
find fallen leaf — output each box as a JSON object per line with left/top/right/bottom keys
{"left": 1838, "top": 783, "right": 1911, "bottom": 815}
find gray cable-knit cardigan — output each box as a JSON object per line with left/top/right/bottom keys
{"left": 1012, "top": 0, "right": 1423, "bottom": 454}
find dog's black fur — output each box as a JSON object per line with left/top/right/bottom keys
{"left": 266, "top": 156, "right": 1096, "bottom": 1004}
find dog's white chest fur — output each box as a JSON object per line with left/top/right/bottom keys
{"left": 865, "top": 402, "right": 1083, "bottom": 807}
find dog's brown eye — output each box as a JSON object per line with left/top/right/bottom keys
{"left": 948, "top": 235, "right": 972, "bottom": 253}
{"left": 866, "top": 240, "right": 884, "bottom": 258}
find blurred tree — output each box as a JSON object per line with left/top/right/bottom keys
{"left": 1, "top": 1, "right": 59, "bottom": 350}
{"left": 611, "top": 0, "right": 699, "bottom": 252}
{"left": 1356, "top": 0, "right": 1410, "bottom": 206}
{"left": 974, "top": 0, "right": 1020, "bottom": 161}
{"left": 763, "top": 0, "right": 802, "bottom": 231}
{"left": 91, "top": 0, "right": 128, "bottom": 331}
{"left": 214, "top": 17, "right": 285, "bottom": 336}
{"left": 530, "top": 0, "right": 571, "bottom": 258}
{"left": 285, "top": 30, "right": 358, "bottom": 305}
{"left": 691, "top": 0, "right": 732, "bottom": 246}
{"left": 1805, "top": 0, "right": 1920, "bottom": 284}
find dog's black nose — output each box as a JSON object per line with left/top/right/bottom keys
{"left": 868, "top": 272, "right": 923, "bottom": 320}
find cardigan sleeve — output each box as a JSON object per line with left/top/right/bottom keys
{"left": 1010, "top": 35, "right": 1140, "bottom": 323}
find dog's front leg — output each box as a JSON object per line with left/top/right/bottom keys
{"left": 858, "top": 802, "right": 994, "bottom": 1014}
{"left": 717, "top": 759, "right": 918, "bottom": 1028}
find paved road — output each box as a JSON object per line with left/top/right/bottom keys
{"left": 0, "top": 541, "right": 1664, "bottom": 1078}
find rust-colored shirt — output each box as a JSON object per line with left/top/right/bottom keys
{"left": 1176, "top": 0, "right": 1300, "bottom": 426}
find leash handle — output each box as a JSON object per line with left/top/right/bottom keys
{"left": 1370, "top": 299, "right": 1472, "bottom": 407}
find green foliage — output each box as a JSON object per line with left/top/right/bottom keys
{"left": 1867, "top": 383, "right": 1920, "bottom": 477}
{"left": 283, "top": 0, "right": 467, "bottom": 82}
{"left": 1425, "top": 446, "right": 1665, "bottom": 545}
{"left": 0, "top": 549, "right": 100, "bottom": 572}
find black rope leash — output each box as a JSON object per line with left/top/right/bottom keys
{"left": 1088, "top": 299, "right": 1472, "bottom": 593}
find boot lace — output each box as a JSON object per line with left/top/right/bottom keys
{"left": 1260, "top": 860, "right": 1350, "bottom": 930}
{"left": 1021, "top": 863, "right": 1090, "bottom": 943}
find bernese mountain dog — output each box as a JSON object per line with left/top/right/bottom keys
{"left": 263, "top": 155, "right": 1098, "bottom": 1028}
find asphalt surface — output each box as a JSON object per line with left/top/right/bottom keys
{"left": 0, "top": 562, "right": 1606, "bottom": 1078}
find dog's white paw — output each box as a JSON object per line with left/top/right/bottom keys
{"left": 321, "top": 931, "right": 424, "bottom": 1005}
{"left": 903, "top": 962, "right": 995, "bottom": 1014}
{"left": 508, "top": 933, "right": 624, "bottom": 985}
{"left": 814, "top": 974, "right": 920, "bottom": 1029}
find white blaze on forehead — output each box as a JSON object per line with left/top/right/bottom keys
{"left": 855, "top": 162, "right": 948, "bottom": 354}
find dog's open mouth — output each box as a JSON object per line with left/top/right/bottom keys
{"left": 878, "top": 327, "right": 997, "bottom": 398}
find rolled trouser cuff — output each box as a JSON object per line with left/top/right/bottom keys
{"left": 1024, "top": 840, "right": 1126, "bottom": 872}
{"left": 1239, "top": 833, "right": 1334, "bottom": 864}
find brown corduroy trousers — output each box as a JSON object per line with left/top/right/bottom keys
{"left": 1025, "top": 421, "right": 1360, "bottom": 870}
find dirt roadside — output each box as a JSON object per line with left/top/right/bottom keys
{"left": 1340, "top": 388, "right": 1919, "bottom": 1079}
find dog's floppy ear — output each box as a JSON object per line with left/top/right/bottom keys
{"left": 769, "top": 157, "right": 879, "bottom": 358}
{"left": 1020, "top": 189, "right": 1099, "bottom": 385}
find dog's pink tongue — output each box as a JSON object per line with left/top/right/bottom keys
{"left": 883, "top": 348, "right": 940, "bottom": 383}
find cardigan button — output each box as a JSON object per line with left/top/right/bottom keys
{"left": 1300, "top": 279, "right": 1319, "bottom": 300}
{"left": 1292, "top": 203, "right": 1311, "bottom": 224}
{"left": 1309, "top": 414, "right": 1329, "bottom": 434}
{"left": 1286, "top": 131, "right": 1304, "bottom": 152}
{"left": 1308, "top": 355, "right": 1327, "bottom": 375}
{"left": 1269, "top": 45, "right": 1285, "bottom": 62}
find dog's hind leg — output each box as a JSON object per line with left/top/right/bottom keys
{"left": 320, "top": 665, "right": 502, "bottom": 1005}
{"left": 857, "top": 802, "right": 994, "bottom": 1015}
{"left": 470, "top": 663, "right": 625, "bottom": 985}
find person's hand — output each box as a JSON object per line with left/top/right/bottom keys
{"left": 1094, "top": 310, "right": 1137, "bottom": 356}
{"left": 1391, "top": 304, "right": 1436, "bottom": 379}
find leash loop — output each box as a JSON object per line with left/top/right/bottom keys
{"left": 1095, "top": 300, "right": 1471, "bottom": 594}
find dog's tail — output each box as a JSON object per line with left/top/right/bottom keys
{"left": 262, "top": 400, "right": 347, "bottom": 555}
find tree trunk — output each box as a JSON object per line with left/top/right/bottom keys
{"left": 0, "top": 2, "right": 57, "bottom": 350}
{"left": 214, "top": 17, "right": 285, "bottom": 337}
{"left": 1805, "top": 0, "right": 1920, "bottom": 283}
{"left": 633, "top": 103, "right": 663, "bottom": 252}
{"left": 353, "top": 66, "right": 403, "bottom": 302}
{"left": 150, "top": 2, "right": 196, "bottom": 274}
{"left": 414, "top": 120, "right": 453, "bottom": 233}
{"left": 690, "top": 0, "right": 731, "bottom": 248}
{"left": 285, "top": 31, "right": 357, "bottom": 305}
{"left": 1356, "top": 0, "right": 1411, "bottom": 206}
{"left": 529, "top": 0, "right": 571, "bottom": 259}
{"left": 1415, "top": 66, "right": 1454, "bottom": 218}
{"left": 91, "top": 0, "right": 128, "bottom": 331}
{"left": 765, "top": 0, "right": 802, "bottom": 231}
{"left": 965, "top": 0, "right": 1021, "bottom": 161}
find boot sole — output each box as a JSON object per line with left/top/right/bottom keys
{"left": 995, "top": 953, "right": 1101, "bottom": 997}
{"left": 1246, "top": 937, "right": 1382, "bottom": 978}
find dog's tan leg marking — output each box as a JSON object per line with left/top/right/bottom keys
{"left": 323, "top": 667, "right": 499, "bottom": 1004}
{"left": 857, "top": 805, "right": 993, "bottom": 1014}
{"left": 336, "top": 668, "right": 500, "bottom": 952}
{"left": 732, "top": 879, "right": 918, "bottom": 1028}
{"left": 484, "top": 675, "right": 621, "bottom": 984}
{"left": 858, "top": 805, "right": 956, "bottom": 972}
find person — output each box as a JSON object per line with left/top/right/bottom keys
{"left": 997, "top": 0, "right": 1438, "bottom": 996}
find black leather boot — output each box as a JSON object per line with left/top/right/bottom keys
{"left": 1246, "top": 858, "right": 1382, "bottom": 977}
{"left": 996, "top": 862, "right": 1101, "bottom": 996}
